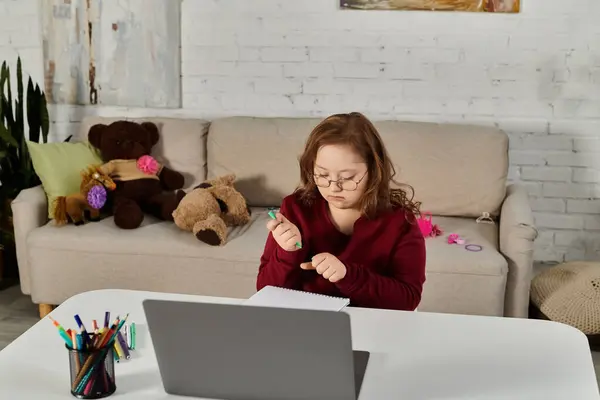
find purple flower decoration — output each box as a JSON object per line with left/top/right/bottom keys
{"left": 87, "top": 185, "right": 107, "bottom": 210}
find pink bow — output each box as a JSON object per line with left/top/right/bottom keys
{"left": 447, "top": 233, "right": 465, "bottom": 245}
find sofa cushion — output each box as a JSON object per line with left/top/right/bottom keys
{"left": 207, "top": 117, "right": 508, "bottom": 217}
{"left": 25, "top": 211, "right": 270, "bottom": 305}
{"left": 28, "top": 213, "right": 266, "bottom": 265}
{"left": 76, "top": 116, "right": 210, "bottom": 190}
{"left": 424, "top": 216, "right": 508, "bottom": 277}
{"left": 27, "top": 210, "right": 506, "bottom": 304}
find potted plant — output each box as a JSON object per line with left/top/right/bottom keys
{"left": 0, "top": 56, "right": 50, "bottom": 283}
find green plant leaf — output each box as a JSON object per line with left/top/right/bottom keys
{"left": 40, "top": 91, "right": 49, "bottom": 143}
{"left": 0, "top": 123, "right": 17, "bottom": 147}
{"left": 26, "top": 78, "right": 40, "bottom": 143}
{"left": 0, "top": 56, "right": 50, "bottom": 194}
{"left": 16, "top": 56, "right": 23, "bottom": 140}
{"left": 0, "top": 62, "right": 5, "bottom": 123}
{"left": 5, "top": 65, "right": 12, "bottom": 127}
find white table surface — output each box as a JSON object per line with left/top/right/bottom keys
{"left": 0, "top": 289, "right": 598, "bottom": 400}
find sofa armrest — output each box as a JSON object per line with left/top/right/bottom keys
{"left": 499, "top": 183, "right": 538, "bottom": 318}
{"left": 11, "top": 185, "right": 48, "bottom": 295}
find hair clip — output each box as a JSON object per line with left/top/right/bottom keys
{"left": 476, "top": 212, "right": 494, "bottom": 225}
{"left": 447, "top": 233, "right": 465, "bottom": 245}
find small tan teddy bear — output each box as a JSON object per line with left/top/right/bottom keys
{"left": 172, "top": 174, "right": 251, "bottom": 246}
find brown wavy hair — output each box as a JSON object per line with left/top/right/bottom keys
{"left": 295, "top": 112, "right": 421, "bottom": 220}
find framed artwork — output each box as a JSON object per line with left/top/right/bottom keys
{"left": 340, "top": 0, "right": 520, "bottom": 13}
{"left": 40, "top": 0, "right": 181, "bottom": 108}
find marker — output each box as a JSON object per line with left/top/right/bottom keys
{"left": 113, "top": 338, "right": 125, "bottom": 360}
{"left": 130, "top": 322, "right": 136, "bottom": 350}
{"left": 103, "top": 312, "right": 110, "bottom": 329}
{"left": 117, "top": 330, "right": 131, "bottom": 359}
{"left": 123, "top": 325, "right": 130, "bottom": 349}
{"left": 268, "top": 210, "right": 302, "bottom": 249}
{"left": 72, "top": 331, "right": 81, "bottom": 371}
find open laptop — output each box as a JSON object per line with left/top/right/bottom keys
{"left": 143, "top": 299, "right": 370, "bottom": 400}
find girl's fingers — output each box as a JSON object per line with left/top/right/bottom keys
{"left": 311, "top": 253, "right": 328, "bottom": 266}
{"left": 322, "top": 266, "right": 335, "bottom": 279}
{"left": 276, "top": 212, "right": 288, "bottom": 223}
{"left": 316, "top": 262, "right": 330, "bottom": 275}
{"left": 282, "top": 229, "right": 297, "bottom": 242}
{"left": 274, "top": 224, "right": 291, "bottom": 237}
{"left": 328, "top": 272, "right": 342, "bottom": 283}
{"left": 266, "top": 219, "right": 280, "bottom": 232}
{"left": 300, "top": 262, "right": 314, "bottom": 270}
{"left": 286, "top": 236, "right": 299, "bottom": 248}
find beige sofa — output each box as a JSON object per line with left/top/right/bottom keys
{"left": 12, "top": 116, "right": 538, "bottom": 319}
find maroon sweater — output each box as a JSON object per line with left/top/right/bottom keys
{"left": 257, "top": 193, "right": 427, "bottom": 311}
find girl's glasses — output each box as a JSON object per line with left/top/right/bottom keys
{"left": 313, "top": 172, "right": 367, "bottom": 191}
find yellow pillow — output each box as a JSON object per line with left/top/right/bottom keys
{"left": 26, "top": 141, "right": 104, "bottom": 218}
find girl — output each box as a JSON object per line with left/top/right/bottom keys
{"left": 257, "top": 112, "right": 426, "bottom": 311}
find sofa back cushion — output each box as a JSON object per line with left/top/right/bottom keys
{"left": 207, "top": 117, "right": 508, "bottom": 217}
{"left": 77, "top": 116, "right": 210, "bottom": 190}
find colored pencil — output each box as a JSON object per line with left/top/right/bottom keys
{"left": 50, "top": 311, "right": 134, "bottom": 396}
{"left": 73, "top": 315, "right": 129, "bottom": 393}
{"left": 49, "top": 316, "right": 73, "bottom": 348}
{"left": 74, "top": 314, "right": 89, "bottom": 347}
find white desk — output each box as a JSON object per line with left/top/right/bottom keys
{"left": 0, "top": 289, "right": 598, "bottom": 399}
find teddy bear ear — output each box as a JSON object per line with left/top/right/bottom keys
{"left": 222, "top": 174, "right": 236, "bottom": 186}
{"left": 88, "top": 124, "right": 108, "bottom": 148}
{"left": 140, "top": 122, "right": 160, "bottom": 146}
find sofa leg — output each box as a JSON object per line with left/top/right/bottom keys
{"left": 39, "top": 304, "right": 54, "bottom": 319}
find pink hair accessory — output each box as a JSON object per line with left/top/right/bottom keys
{"left": 417, "top": 212, "right": 443, "bottom": 238}
{"left": 448, "top": 233, "right": 465, "bottom": 245}
{"left": 417, "top": 212, "right": 433, "bottom": 236}
{"left": 137, "top": 155, "right": 159, "bottom": 175}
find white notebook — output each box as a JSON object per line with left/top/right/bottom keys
{"left": 244, "top": 285, "right": 350, "bottom": 312}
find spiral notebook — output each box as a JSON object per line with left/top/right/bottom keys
{"left": 244, "top": 286, "right": 350, "bottom": 312}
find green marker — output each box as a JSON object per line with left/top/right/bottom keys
{"left": 268, "top": 210, "right": 302, "bottom": 249}
{"left": 130, "top": 322, "right": 136, "bottom": 350}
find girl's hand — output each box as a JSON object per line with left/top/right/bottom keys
{"left": 267, "top": 212, "right": 302, "bottom": 252}
{"left": 301, "top": 253, "right": 347, "bottom": 283}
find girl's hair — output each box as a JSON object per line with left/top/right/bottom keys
{"left": 295, "top": 112, "right": 421, "bottom": 219}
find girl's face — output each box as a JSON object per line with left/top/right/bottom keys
{"left": 314, "top": 144, "right": 368, "bottom": 210}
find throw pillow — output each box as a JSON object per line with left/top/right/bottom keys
{"left": 26, "top": 140, "right": 104, "bottom": 219}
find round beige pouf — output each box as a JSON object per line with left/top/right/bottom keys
{"left": 530, "top": 261, "right": 600, "bottom": 341}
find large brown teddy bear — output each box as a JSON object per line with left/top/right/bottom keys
{"left": 173, "top": 174, "right": 251, "bottom": 245}
{"left": 88, "top": 120, "right": 186, "bottom": 229}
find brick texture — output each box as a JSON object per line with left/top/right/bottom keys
{"left": 1, "top": 0, "right": 600, "bottom": 262}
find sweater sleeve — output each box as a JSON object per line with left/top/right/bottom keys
{"left": 256, "top": 197, "right": 309, "bottom": 291}
{"left": 334, "top": 216, "right": 426, "bottom": 311}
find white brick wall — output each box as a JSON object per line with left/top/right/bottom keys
{"left": 2, "top": 0, "right": 600, "bottom": 263}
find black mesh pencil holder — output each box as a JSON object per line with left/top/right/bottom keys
{"left": 67, "top": 344, "right": 116, "bottom": 399}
